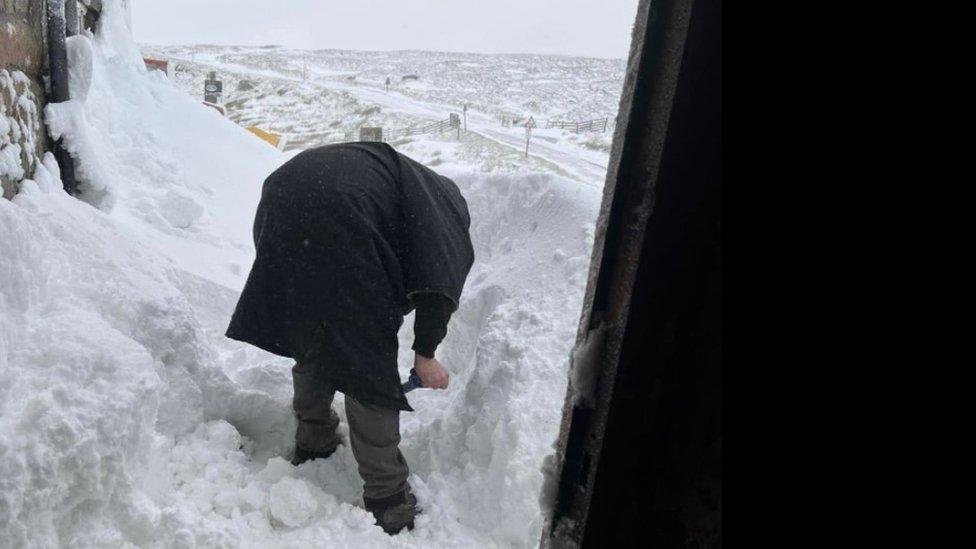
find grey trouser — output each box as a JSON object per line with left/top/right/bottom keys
{"left": 292, "top": 360, "right": 409, "bottom": 500}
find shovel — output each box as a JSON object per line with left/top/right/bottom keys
{"left": 402, "top": 368, "right": 425, "bottom": 393}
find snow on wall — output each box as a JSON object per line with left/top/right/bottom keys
{"left": 0, "top": 69, "right": 41, "bottom": 198}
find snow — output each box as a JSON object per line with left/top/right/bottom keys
{"left": 1, "top": 69, "right": 41, "bottom": 186}
{"left": 145, "top": 44, "right": 616, "bottom": 187}
{"left": 46, "top": 28, "right": 282, "bottom": 291}
{"left": 268, "top": 477, "right": 320, "bottom": 528}
{"left": 0, "top": 142, "right": 22, "bottom": 181}
{"left": 1, "top": 1, "right": 608, "bottom": 547}
{"left": 570, "top": 325, "right": 608, "bottom": 408}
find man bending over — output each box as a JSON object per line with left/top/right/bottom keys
{"left": 226, "top": 142, "right": 474, "bottom": 534}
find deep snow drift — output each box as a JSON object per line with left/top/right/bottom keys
{"left": 0, "top": 2, "right": 603, "bottom": 547}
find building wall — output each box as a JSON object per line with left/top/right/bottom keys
{"left": 1, "top": 0, "right": 48, "bottom": 198}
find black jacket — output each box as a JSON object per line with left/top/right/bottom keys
{"left": 226, "top": 142, "right": 474, "bottom": 411}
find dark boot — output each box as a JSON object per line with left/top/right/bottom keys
{"left": 290, "top": 445, "right": 338, "bottom": 466}
{"left": 364, "top": 487, "right": 420, "bottom": 535}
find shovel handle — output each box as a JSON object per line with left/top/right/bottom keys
{"left": 402, "top": 370, "right": 424, "bottom": 393}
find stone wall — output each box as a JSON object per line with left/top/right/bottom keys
{"left": 1, "top": 0, "right": 48, "bottom": 198}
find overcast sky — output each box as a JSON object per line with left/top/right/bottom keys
{"left": 130, "top": 0, "right": 639, "bottom": 59}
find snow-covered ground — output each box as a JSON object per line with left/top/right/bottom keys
{"left": 1, "top": 3, "right": 615, "bottom": 547}
{"left": 143, "top": 44, "right": 619, "bottom": 187}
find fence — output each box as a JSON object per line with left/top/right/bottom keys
{"left": 311, "top": 113, "right": 460, "bottom": 145}
{"left": 344, "top": 111, "right": 609, "bottom": 146}
{"left": 545, "top": 117, "right": 609, "bottom": 133}
{"left": 386, "top": 115, "right": 459, "bottom": 140}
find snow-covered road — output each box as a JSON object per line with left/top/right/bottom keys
{"left": 320, "top": 80, "right": 610, "bottom": 186}
{"left": 311, "top": 78, "right": 610, "bottom": 181}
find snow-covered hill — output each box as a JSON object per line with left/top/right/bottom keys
{"left": 1, "top": 4, "right": 609, "bottom": 547}
{"left": 148, "top": 45, "right": 623, "bottom": 124}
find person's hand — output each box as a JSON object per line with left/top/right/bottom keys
{"left": 414, "top": 354, "right": 450, "bottom": 390}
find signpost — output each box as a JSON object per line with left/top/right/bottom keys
{"left": 204, "top": 71, "right": 223, "bottom": 104}
{"left": 524, "top": 116, "right": 536, "bottom": 158}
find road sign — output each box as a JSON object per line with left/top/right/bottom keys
{"left": 204, "top": 72, "right": 223, "bottom": 104}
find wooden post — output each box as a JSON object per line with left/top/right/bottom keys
{"left": 524, "top": 116, "right": 536, "bottom": 158}
{"left": 450, "top": 113, "right": 461, "bottom": 140}
{"left": 463, "top": 103, "right": 468, "bottom": 132}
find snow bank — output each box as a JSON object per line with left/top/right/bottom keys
{"left": 397, "top": 170, "right": 599, "bottom": 545}
{"left": 1, "top": 1, "right": 602, "bottom": 546}
{"left": 1, "top": 154, "right": 171, "bottom": 547}
{"left": 46, "top": 0, "right": 282, "bottom": 291}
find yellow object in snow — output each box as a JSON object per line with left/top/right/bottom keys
{"left": 246, "top": 126, "right": 284, "bottom": 149}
